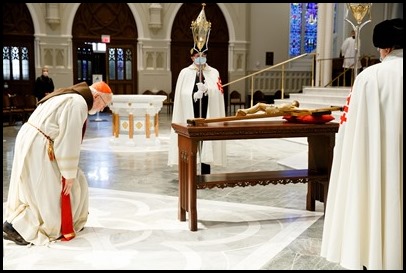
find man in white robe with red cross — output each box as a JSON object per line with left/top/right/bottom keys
{"left": 168, "top": 49, "right": 227, "bottom": 173}
{"left": 321, "top": 18, "right": 403, "bottom": 270}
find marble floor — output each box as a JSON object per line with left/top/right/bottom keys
{"left": 3, "top": 110, "right": 345, "bottom": 270}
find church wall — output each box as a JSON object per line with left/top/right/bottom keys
{"left": 24, "top": 3, "right": 399, "bottom": 93}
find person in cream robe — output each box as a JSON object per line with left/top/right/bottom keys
{"left": 3, "top": 81, "right": 113, "bottom": 246}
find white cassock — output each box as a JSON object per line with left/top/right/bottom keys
{"left": 4, "top": 93, "right": 89, "bottom": 246}
{"left": 321, "top": 49, "right": 403, "bottom": 270}
{"left": 341, "top": 36, "right": 362, "bottom": 69}
{"left": 168, "top": 63, "right": 227, "bottom": 167}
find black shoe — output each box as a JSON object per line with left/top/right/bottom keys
{"left": 201, "top": 163, "right": 211, "bottom": 174}
{"left": 3, "top": 221, "right": 30, "bottom": 245}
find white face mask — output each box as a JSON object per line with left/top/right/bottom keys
{"left": 42, "top": 72, "right": 49, "bottom": 77}
{"left": 194, "top": 57, "right": 207, "bottom": 65}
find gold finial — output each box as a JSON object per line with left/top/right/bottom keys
{"left": 191, "top": 3, "right": 211, "bottom": 53}
{"left": 347, "top": 3, "right": 372, "bottom": 25}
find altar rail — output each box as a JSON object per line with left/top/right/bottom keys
{"left": 249, "top": 70, "right": 312, "bottom": 95}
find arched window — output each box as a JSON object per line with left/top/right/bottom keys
{"left": 3, "top": 46, "right": 30, "bottom": 81}
{"left": 2, "top": 3, "right": 35, "bottom": 95}
{"left": 289, "top": 3, "right": 318, "bottom": 57}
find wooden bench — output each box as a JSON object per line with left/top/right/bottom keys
{"left": 172, "top": 120, "right": 339, "bottom": 231}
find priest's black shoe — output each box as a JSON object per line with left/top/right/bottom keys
{"left": 201, "top": 163, "right": 211, "bottom": 174}
{"left": 3, "top": 221, "right": 30, "bottom": 245}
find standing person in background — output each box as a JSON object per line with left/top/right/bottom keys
{"left": 321, "top": 18, "right": 403, "bottom": 270}
{"left": 33, "top": 66, "right": 55, "bottom": 101}
{"left": 168, "top": 49, "right": 226, "bottom": 174}
{"left": 340, "top": 30, "right": 362, "bottom": 86}
{"left": 3, "top": 81, "right": 113, "bottom": 246}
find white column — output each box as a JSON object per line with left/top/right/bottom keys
{"left": 316, "top": 3, "right": 335, "bottom": 87}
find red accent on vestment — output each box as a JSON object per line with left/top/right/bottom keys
{"left": 60, "top": 177, "right": 75, "bottom": 241}
{"left": 217, "top": 77, "right": 224, "bottom": 93}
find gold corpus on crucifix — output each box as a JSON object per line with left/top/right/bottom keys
{"left": 187, "top": 100, "right": 343, "bottom": 126}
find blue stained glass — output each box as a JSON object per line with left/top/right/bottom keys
{"left": 289, "top": 3, "right": 302, "bottom": 56}
{"left": 304, "top": 3, "right": 318, "bottom": 53}
{"left": 117, "top": 48, "right": 124, "bottom": 80}
{"left": 289, "top": 3, "right": 318, "bottom": 57}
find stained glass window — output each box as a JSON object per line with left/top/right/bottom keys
{"left": 108, "top": 48, "right": 116, "bottom": 80}
{"left": 289, "top": 3, "right": 318, "bottom": 57}
{"left": 108, "top": 47, "right": 133, "bottom": 81}
{"left": 125, "top": 49, "right": 132, "bottom": 80}
{"left": 117, "top": 48, "right": 124, "bottom": 80}
{"left": 3, "top": 45, "right": 30, "bottom": 81}
{"left": 289, "top": 3, "right": 303, "bottom": 57}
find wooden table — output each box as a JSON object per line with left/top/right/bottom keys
{"left": 172, "top": 120, "right": 339, "bottom": 231}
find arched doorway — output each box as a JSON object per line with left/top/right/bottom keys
{"left": 72, "top": 3, "right": 138, "bottom": 95}
{"left": 2, "top": 3, "right": 35, "bottom": 96}
{"left": 171, "top": 4, "right": 229, "bottom": 108}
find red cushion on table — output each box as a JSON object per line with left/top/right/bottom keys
{"left": 283, "top": 114, "right": 335, "bottom": 124}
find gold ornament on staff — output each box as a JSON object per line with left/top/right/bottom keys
{"left": 348, "top": 3, "right": 371, "bottom": 25}
{"left": 191, "top": 3, "right": 211, "bottom": 55}
{"left": 345, "top": 3, "right": 372, "bottom": 82}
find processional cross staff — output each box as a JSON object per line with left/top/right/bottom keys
{"left": 190, "top": 4, "right": 212, "bottom": 174}
{"left": 191, "top": 3, "right": 211, "bottom": 119}
{"left": 345, "top": 3, "right": 372, "bottom": 82}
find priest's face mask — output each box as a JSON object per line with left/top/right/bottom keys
{"left": 192, "top": 53, "right": 207, "bottom": 66}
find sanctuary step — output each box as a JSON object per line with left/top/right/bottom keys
{"left": 274, "top": 86, "right": 351, "bottom": 122}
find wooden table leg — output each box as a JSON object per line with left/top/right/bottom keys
{"left": 177, "top": 135, "right": 198, "bottom": 231}
{"left": 187, "top": 140, "right": 198, "bottom": 231}
{"left": 306, "top": 182, "right": 316, "bottom": 211}
{"left": 178, "top": 149, "right": 186, "bottom": 222}
{"left": 307, "top": 134, "right": 335, "bottom": 212}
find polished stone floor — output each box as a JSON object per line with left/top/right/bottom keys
{"left": 3, "top": 110, "right": 345, "bottom": 270}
